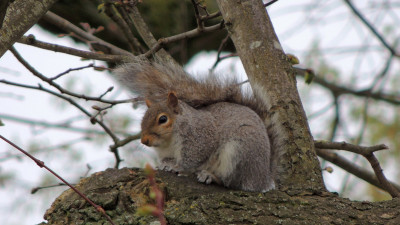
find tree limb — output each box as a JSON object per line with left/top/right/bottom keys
{"left": 343, "top": 0, "right": 399, "bottom": 57}
{"left": 0, "top": 0, "right": 57, "bottom": 57}
{"left": 316, "top": 140, "right": 400, "bottom": 198}
{"left": 315, "top": 141, "right": 388, "bottom": 155}
{"left": 294, "top": 67, "right": 400, "bottom": 105}
{"left": 144, "top": 22, "right": 224, "bottom": 58}
{"left": 41, "top": 11, "right": 132, "bottom": 56}
{"left": 104, "top": 3, "right": 143, "bottom": 54}
{"left": 17, "top": 35, "right": 127, "bottom": 63}
{"left": 9, "top": 46, "right": 129, "bottom": 105}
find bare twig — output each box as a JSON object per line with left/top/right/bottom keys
{"left": 315, "top": 141, "right": 388, "bottom": 155}
{"left": 0, "top": 135, "right": 116, "bottom": 225}
{"left": 212, "top": 34, "right": 231, "bottom": 69}
{"left": 104, "top": 3, "right": 143, "bottom": 54}
{"left": 111, "top": 133, "right": 141, "bottom": 150}
{"left": 17, "top": 35, "right": 126, "bottom": 63}
{"left": 0, "top": 79, "right": 118, "bottom": 141}
{"left": 0, "top": 79, "right": 126, "bottom": 168}
{"left": 144, "top": 22, "right": 224, "bottom": 58}
{"left": 0, "top": 137, "right": 89, "bottom": 163}
{"left": 9, "top": 46, "right": 131, "bottom": 105}
{"left": 0, "top": 80, "right": 132, "bottom": 168}
{"left": 0, "top": 113, "right": 108, "bottom": 135}
{"left": 343, "top": 0, "right": 399, "bottom": 57}
{"left": 122, "top": 5, "right": 174, "bottom": 63}
{"left": 316, "top": 149, "right": 400, "bottom": 192}
{"left": 191, "top": 0, "right": 204, "bottom": 30}
{"left": 264, "top": 0, "right": 279, "bottom": 7}
{"left": 315, "top": 140, "right": 400, "bottom": 198}
{"left": 31, "top": 183, "right": 69, "bottom": 194}
{"left": 328, "top": 96, "right": 340, "bottom": 141}
{"left": 42, "top": 11, "right": 132, "bottom": 56}
{"left": 50, "top": 64, "right": 95, "bottom": 80}
{"left": 294, "top": 67, "right": 400, "bottom": 106}
{"left": 200, "top": 11, "right": 221, "bottom": 21}
{"left": 364, "top": 153, "right": 400, "bottom": 198}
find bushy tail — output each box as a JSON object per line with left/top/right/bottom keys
{"left": 114, "top": 57, "right": 255, "bottom": 109}
{"left": 115, "top": 57, "right": 283, "bottom": 188}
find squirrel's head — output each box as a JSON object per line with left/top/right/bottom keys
{"left": 140, "top": 91, "right": 180, "bottom": 147}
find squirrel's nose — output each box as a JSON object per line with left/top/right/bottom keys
{"left": 141, "top": 136, "right": 150, "bottom": 146}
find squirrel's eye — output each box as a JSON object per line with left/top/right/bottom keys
{"left": 158, "top": 115, "right": 168, "bottom": 124}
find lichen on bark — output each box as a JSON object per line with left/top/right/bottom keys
{"left": 40, "top": 168, "right": 400, "bottom": 225}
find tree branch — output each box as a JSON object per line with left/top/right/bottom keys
{"left": 0, "top": 0, "right": 57, "bottom": 57}
{"left": 315, "top": 141, "right": 388, "bottom": 155}
{"left": 17, "top": 35, "right": 127, "bottom": 63}
{"left": 343, "top": 0, "right": 399, "bottom": 57}
{"left": 143, "top": 22, "right": 224, "bottom": 58}
{"left": 294, "top": 67, "right": 400, "bottom": 105}
{"left": 41, "top": 11, "right": 132, "bottom": 56}
{"left": 316, "top": 148, "right": 400, "bottom": 191}
{"left": 104, "top": 3, "right": 143, "bottom": 54}
{"left": 9, "top": 46, "right": 130, "bottom": 105}
{"left": 0, "top": 113, "right": 109, "bottom": 135}
{"left": 315, "top": 140, "right": 400, "bottom": 198}
{"left": 121, "top": 5, "right": 174, "bottom": 63}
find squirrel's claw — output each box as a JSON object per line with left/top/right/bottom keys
{"left": 197, "top": 170, "right": 217, "bottom": 185}
{"left": 157, "top": 161, "right": 182, "bottom": 174}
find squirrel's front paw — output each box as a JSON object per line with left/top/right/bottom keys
{"left": 197, "top": 170, "right": 217, "bottom": 185}
{"left": 157, "top": 161, "right": 182, "bottom": 173}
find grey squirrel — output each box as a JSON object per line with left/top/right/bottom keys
{"left": 115, "top": 57, "right": 279, "bottom": 192}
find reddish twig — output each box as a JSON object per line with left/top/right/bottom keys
{"left": 0, "top": 135, "right": 116, "bottom": 225}
{"left": 138, "top": 164, "right": 167, "bottom": 225}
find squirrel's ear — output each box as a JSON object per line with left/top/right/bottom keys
{"left": 145, "top": 99, "right": 152, "bottom": 107}
{"left": 167, "top": 91, "right": 179, "bottom": 113}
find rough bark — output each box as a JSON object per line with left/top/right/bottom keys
{"left": 40, "top": 168, "right": 400, "bottom": 225}
{"left": 0, "top": 0, "right": 57, "bottom": 57}
{"left": 215, "top": 0, "right": 324, "bottom": 192}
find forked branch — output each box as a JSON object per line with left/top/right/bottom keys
{"left": 315, "top": 141, "right": 400, "bottom": 198}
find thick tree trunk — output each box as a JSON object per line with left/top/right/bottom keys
{"left": 0, "top": 0, "right": 57, "bottom": 57}
{"left": 215, "top": 0, "right": 324, "bottom": 192}
{"left": 41, "top": 168, "right": 400, "bottom": 225}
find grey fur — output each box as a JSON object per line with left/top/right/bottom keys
{"left": 114, "top": 58, "right": 278, "bottom": 192}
